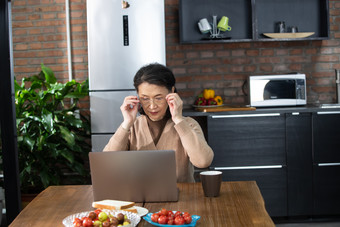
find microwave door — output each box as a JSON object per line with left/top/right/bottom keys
{"left": 250, "top": 79, "right": 298, "bottom": 107}
{"left": 264, "top": 80, "right": 296, "bottom": 100}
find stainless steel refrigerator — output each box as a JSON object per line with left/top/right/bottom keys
{"left": 87, "top": 0, "right": 166, "bottom": 152}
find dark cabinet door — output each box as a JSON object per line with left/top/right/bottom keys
{"left": 313, "top": 112, "right": 340, "bottom": 163}
{"left": 312, "top": 111, "right": 340, "bottom": 215}
{"left": 313, "top": 165, "right": 340, "bottom": 215}
{"left": 219, "top": 168, "right": 287, "bottom": 217}
{"left": 207, "top": 113, "right": 286, "bottom": 167}
{"left": 286, "top": 112, "right": 313, "bottom": 216}
{"left": 207, "top": 113, "right": 287, "bottom": 217}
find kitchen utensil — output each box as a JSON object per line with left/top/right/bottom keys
{"left": 217, "top": 16, "right": 232, "bottom": 31}
{"left": 290, "top": 26, "right": 298, "bottom": 33}
{"left": 276, "top": 21, "right": 286, "bottom": 33}
{"left": 197, "top": 18, "right": 212, "bottom": 34}
{"left": 335, "top": 69, "right": 340, "bottom": 104}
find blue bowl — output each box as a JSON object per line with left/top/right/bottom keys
{"left": 143, "top": 211, "right": 201, "bottom": 227}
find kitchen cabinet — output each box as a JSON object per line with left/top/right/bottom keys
{"left": 179, "top": 0, "right": 329, "bottom": 43}
{"left": 207, "top": 113, "right": 287, "bottom": 217}
{"left": 312, "top": 111, "right": 340, "bottom": 215}
{"left": 186, "top": 107, "right": 340, "bottom": 218}
{"left": 286, "top": 112, "right": 313, "bottom": 216}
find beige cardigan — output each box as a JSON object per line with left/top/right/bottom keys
{"left": 103, "top": 115, "right": 214, "bottom": 182}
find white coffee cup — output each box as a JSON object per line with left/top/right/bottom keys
{"left": 198, "top": 18, "right": 212, "bottom": 34}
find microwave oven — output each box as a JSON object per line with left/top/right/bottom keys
{"left": 248, "top": 73, "right": 307, "bottom": 107}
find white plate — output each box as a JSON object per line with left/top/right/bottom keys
{"left": 134, "top": 206, "right": 149, "bottom": 216}
{"left": 62, "top": 209, "right": 141, "bottom": 227}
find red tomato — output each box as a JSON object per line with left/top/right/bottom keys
{"left": 82, "top": 217, "right": 93, "bottom": 227}
{"left": 184, "top": 215, "right": 192, "bottom": 224}
{"left": 158, "top": 215, "right": 168, "bottom": 224}
{"left": 73, "top": 218, "right": 82, "bottom": 227}
{"left": 168, "top": 212, "right": 175, "bottom": 219}
{"left": 151, "top": 213, "right": 160, "bottom": 223}
{"left": 174, "top": 216, "right": 185, "bottom": 225}
{"left": 167, "top": 218, "right": 174, "bottom": 225}
{"left": 160, "top": 208, "right": 168, "bottom": 216}
{"left": 183, "top": 212, "right": 190, "bottom": 217}
{"left": 94, "top": 209, "right": 102, "bottom": 216}
{"left": 174, "top": 211, "right": 182, "bottom": 217}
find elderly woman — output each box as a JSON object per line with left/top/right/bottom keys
{"left": 104, "top": 63, "right": 214, "bottom": 182}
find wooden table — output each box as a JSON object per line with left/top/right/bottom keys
{"left": 9, "top": 181, "right": 274, "bottom": 227}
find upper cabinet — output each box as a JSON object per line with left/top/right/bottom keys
{"left": 179, "top": 0, "right": 329, "bottom": 44}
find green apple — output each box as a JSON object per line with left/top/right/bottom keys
{"left": 98, "top": 211, "right": 108, "bottom": 222}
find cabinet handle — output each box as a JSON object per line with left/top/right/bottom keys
{"left": 318, "top": 163, "right": 340, "bottom": 167}
{"left": 211, "top": 113, "right": 280, "bottom": 118}
{"left": 317, "top": 111, "right": 340, "bottom": 115}
{"left": 213, "top": 165, "right": 283, "bottom": 170}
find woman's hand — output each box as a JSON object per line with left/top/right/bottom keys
{"left": 120, "top": 96, "right": 139, "bottom": 130}
{"left": 166, "top": 93, "right": 184, "bottom": 124}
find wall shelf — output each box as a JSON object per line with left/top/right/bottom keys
{"left": 179, "top": 0, "right": 329, "bottom": 44}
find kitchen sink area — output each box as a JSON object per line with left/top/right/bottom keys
{"left": 320, "top": 103, "right": 340, "bottom": 108}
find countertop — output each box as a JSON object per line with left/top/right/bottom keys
{"left": 183, "top": 104, "right": 340, "bottom": 117}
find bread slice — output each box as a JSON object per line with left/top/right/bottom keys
{"left": 122, "top": 208, "right": 138, "bottom": 213}
{"left": 92, "top": 199, "right": 135, "bottom": 210}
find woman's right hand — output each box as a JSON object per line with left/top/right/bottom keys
{"left": 120, "top": 96, "right": 140, "bottom": 130}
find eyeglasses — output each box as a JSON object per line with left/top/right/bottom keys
{"left": 139, "top": 96, "right": 166, "bottom": 106}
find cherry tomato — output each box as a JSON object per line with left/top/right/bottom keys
{"left": 168, "top": 212, "right": 175, "bottom": 219}
{"left": 82, "top": 217, "right": 93, "bottom": 227}
{"left": 183, "top": 212, "right": 190, "bottom": 217}
{"left": 174, "top": 216, "right": 185, "bottom": 225}
{"left": 94, "top": 209, "right": 102, "bottom": 216}
{"left": 151, "top": 213, "right": 160, "bottom": 223}
{"left": 158, "top": 215, "right": 168, "bottom": 224}
{"left": 73, "top": 218, "right": 82, "bottom": 227}
{"left": 160, "top": 208, "right": 168, "bottom": 216}
{"left": 184, "top": 215, "right": 192, "bottom": 224}
{"left": 174, "top": 211, "right": 182, "bottom": 217}
{"left": 167, "top": 218, "right": 174, "bottom": 225}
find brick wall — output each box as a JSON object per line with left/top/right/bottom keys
{"left": 11, "top": 0, "right": 89, "bottom": 113}
{"left": 11, "top": 0, "right": 340, "bottom": 108}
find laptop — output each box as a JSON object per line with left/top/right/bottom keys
{"left": 89, "top": 150, "right": 179, "bottom": 202}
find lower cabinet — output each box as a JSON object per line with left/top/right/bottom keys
{"left": 201, "top": 109, "right": 340, "bottom": 218}
{"left": 312, "top": 111, "right": 340, "bottom": 215}
{"left": 217, "top": 168, "right": 287, "bottom": 217}
{"left": 313, "top": 165, "right": 340, "bottom": 215}
{"left": 207, "top": 113, "right": 287, "bottom": 217}
{"left": 286, "top": 112, "right": 313, "bottom": 216}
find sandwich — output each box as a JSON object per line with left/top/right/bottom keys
{"left": 92, "top": 199, "right": 137, "bottom": 213}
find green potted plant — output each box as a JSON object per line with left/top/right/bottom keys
{"left": 14, "top": 63, "right": 91, "bottom": 194}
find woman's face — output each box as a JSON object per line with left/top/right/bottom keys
{"left": 138, "top": 82, "right": 170, "bottom": 121}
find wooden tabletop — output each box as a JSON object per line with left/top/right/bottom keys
{"left": 9, "top": 181, "right": 274, "bottom": 227}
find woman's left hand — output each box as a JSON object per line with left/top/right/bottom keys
{"left": 166, "top": 93, "right": 184, "bottom": 124}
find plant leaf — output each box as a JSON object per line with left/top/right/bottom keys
{"left": 41, "top": 63, "right": 57, "bottom": 84}
{"left": 59, "top": 149, "right": 74, "bottom": 163}
{"left": 41, "top": 109, "right": 54, "bottom": 133}
{"left": 23, "top": 136, "right": 35, "bottom": 151}
{"left": 59, "top": 125, "right": 76, "bottom": 147}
